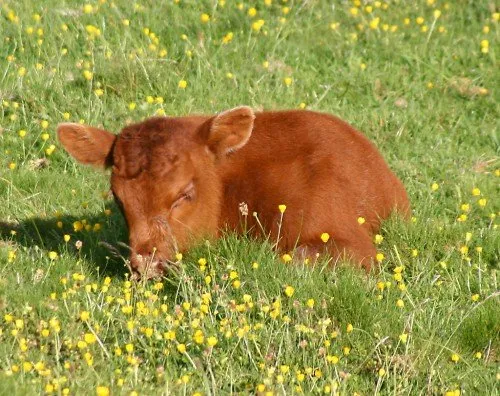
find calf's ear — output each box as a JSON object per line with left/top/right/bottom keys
{"left": 204, "top": 106, "right": 255, "bottom": 158}
{"left": 57, "top": 123, "right": 116, "bottom": 168}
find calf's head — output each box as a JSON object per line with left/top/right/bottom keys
{"left": 58, "top": 106, "right": 255, "bottom": 278}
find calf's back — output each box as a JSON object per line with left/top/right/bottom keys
{"left": 218, "top": 110, "right": 409, "bottom": 265}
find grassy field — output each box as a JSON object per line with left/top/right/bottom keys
{"left": 0, "top": 0, "right": 499, "bottom": 395}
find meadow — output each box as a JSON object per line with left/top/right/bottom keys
{"left": 0, "top": 0, "right": 499, "bottom": 395}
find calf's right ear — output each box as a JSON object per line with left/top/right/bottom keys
{"left": 203, "top": 106, "right": 255, "bottom": 159}
{"left": 57, "top": 123, "right": 116, "bottom": 168}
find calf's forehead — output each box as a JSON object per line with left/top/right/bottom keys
{"left": 112, "top": 117, "right": 205, "bottom": 176}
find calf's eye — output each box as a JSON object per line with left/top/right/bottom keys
{"left": 171, "top": 181, "right": 195, "bottom": 209}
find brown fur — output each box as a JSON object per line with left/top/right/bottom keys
{"left": 58, "top": 108, "right": 410, "bottom": 277}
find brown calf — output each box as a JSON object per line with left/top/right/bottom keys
{"left": 58, "top": 107, "right": 410, "bottom": 277}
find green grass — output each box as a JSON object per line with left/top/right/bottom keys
{"left": 0, "top": 0, "right": 499, "bottom": 395}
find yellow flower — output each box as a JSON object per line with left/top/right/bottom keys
{"left": 23, "top": 361, "right": 33, "bottom": 371}
{"left": 282, "top": 254, "right": 292, "bottom": 263}
{"left": 374, "top": 234, "right": 384, "bottom": 244}
{"left": 46, "top": 145, "right": 56, "bottom": 156}
{"left": 284, "top": 285, "right": 295, "bottom": 297}
{"left": 96, "top": 386, "right": 110, "bottom": 396}
{"left": 8, "top": 162, "right": 16, "bottom": 170}
{"left": 480, "top": 40, "right": 489, "bottom": 54}
{"left": 283, "top": 77, "right": 293, "bottom": 86}
{"left": 327, "top": 355, "right": 339, "bottom": 364}
{"left": 48, "top": 251, "right": 58, "bottom": 260}
{"left": 177, "top": 343, "right": 186, "bottom": 353}
{"left": 200, "top": 13, "right": 210, "bottom": 23}
{"left": 471, "top": 294, "right": 479, "bottom": 302}
{"left": 376, "top": 253, "right": 384, "bottom": 263}
{"left": 478, "top": 198, "right": 487, "bottom": 207}
{"left": 73, "top": 221, "right": 83, "bottom": 231}
{"left": 83, "top": 70, "right": 93, "bottom": 80}
{"left": 431, "top": 182, "right": 439, "bottom": 191}
{"left": 83, "top": 4, "right": 94, "bottom": 14}
{"left": 450, "top": 353, "right": 460, "bottom": 363}
{"left": 369, "top": 17, "right": 380, "bottom": 30}
{"left": 229, "top": 271, "right": 238, "bottom": 280}
{"left": 306, "top": 299, "right": 315, "bottom": 308}
{"left": 416, "top": 17, "right": 424, "bottom": 25}
{"left": 399, "top": 333, "right": 408, "bottom": 343}
{"left": 252, "top": 19, "right": 265, "bottom": 32}
{"left": 357, "top": 217, "right": 365, "bottom": 225}
{"left": 471, "top": 187, "right": 481, "bottom": 196}
{"left": 84, "top": 333, "right": 96, "bottom": 344}
{"left": 80, "top": 311, "right": 90, "bottom": 321}
{"left": 278, "top": 204, "right": 287, "bottom": 213}
{"left": 18, "top": 129, "right": 26, "bottom": 138}
{"left": 207, "top": 336, "right": 218, "bottom": 347}
{"left": 346, "top": 323, "right": 354, "bottom": 333}
{"left": 222, "top": 32, "right": 234, "bottom": 44}
{"left": 320, "top": 233, "right": 330, "bottom": 243}
{"left": 378, "top": 368, "right": 386, "bottom": 377}
{"left": 193, "top": 330, "right": 204, "bottom": 344}
{"left": 178, "top": 80, "right": 187, "bottom": 89}
{"left": 396, "top": 299, "right": 404, "bottom": 308}
{"left": 248, "top": 8, "right": 257, "bottom": 17}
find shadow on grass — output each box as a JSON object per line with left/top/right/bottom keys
{"left": 0, "top": 205, "right": 130, "bottom": 279}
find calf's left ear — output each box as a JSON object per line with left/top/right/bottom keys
{"left": 204, "top": 106, "right": 255, "bottom": 158}
{"left": 57, "top": 123, "right": 116, "bottom": 168}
